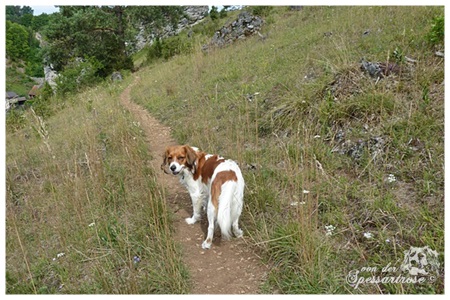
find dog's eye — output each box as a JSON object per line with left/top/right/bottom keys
{"left": 168, "top": 156, "right": 173, "bottom": 160}
{"left": 178, "top": 156, "right": 185, "bottom": 160}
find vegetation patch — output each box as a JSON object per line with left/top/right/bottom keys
{"left": 131, "top": 6, "right": 444, "bottom": 294}
{"left": 6, "top": 80, "right": 190, "bottom": 294}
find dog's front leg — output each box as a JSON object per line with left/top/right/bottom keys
{"left": 185, "top": 191, "right": 203, "bottom": 225}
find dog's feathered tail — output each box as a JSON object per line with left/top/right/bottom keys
{"left": 216, "top": 181, "right": 236, "bottom": 240}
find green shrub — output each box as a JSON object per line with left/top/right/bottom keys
{"left": 427, "top": 14, "right": 444, "bottom": 46}
{"left": 192, "top": 18, "right": 219, "bottom": 37}
{"left": 6, "top": 108, "right": 26, "bottom": 132}
{"left": 146, "top": 35, "right": 193, "bottom": 64}
{"left": 31, "top": 82, "right": 55, "bottom": 119}
{"left": 56, "top": 57, "right": 103, "bottom": 96}
{"left": 161, "top": 36, "right": 193, "bottom": 59}
{"left": 250, "top": 6, "right": 273, "bottom": 17}
{"left": 210, "top": 6, "right": 219, "bottom": 20}
{"left": 147, "top": 37, "right": 163, "bottom": 61}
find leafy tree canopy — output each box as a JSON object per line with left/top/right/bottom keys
{"left": 6, "top": 6, "right": 34, "bottom": 25}
{"left": 42, "top": 6, "right": 184, "bottom": 78}
{"left": 6, "top": 20, "right": 30, "bottom": 61}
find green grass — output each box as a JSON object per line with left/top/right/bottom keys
{"left": 6, "top": 65, "right": 36, "bottom": 96}
{"left": 6, "top": 79, "right": 190, "bottom": 294}
{"left": 130, "top": 6, "right": 444, "bottom": 294}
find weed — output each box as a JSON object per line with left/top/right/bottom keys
{"left": 426, "top": 14, "right": 444, "bottom": 46}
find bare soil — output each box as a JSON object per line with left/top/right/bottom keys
{"left": 120, "top": 76, "right": 267, "bottom": 294}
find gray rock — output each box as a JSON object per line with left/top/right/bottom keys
{"left": 135, "top": 6, "right": 208, "bottom": 52}
{"left": 207, "top": 11, "right": 264, "bottom": 48}
{"left": 111, "top": 71, "right": 123, "bottom": 82}
{"left": 44, "top": 66, "right": 58, "bottom": 88}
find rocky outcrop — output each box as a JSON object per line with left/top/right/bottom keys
{"left": 206, "top": 11, "right": 264, "bottom": 49}
{"left": 135, "top": 5, "right": 209, "bottom": 51}
{"left": 183, "top": 6, "right": 209, "bottom": 24}
{"left": 44, "top": 66, "right": 58, "bottom": 88}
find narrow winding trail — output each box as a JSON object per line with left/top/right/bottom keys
{"left": 120, "top": 76, "right": 267, "bottom": 294}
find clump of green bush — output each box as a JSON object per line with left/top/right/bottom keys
{"left": 56, "top": 57, "right": 103, "bottom": 96}
{"left": 146, "top": 35, "right": 194, "bottom": 63}
{"left": 427, "top": 14, "right": 444, "bottom": 46}
{"left": 250, "top": 6, "right": 273, "bottom": 17}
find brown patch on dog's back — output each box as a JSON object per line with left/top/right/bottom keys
{"left": 210, "top": 170, "right": 238, "bottom": 210}
{"left": 196, "top": 155, "right": 225, "bottom": 183}
{"left": 203, "top": 156, "right": 226, "bottom": 184}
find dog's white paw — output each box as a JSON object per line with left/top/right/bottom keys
{"left": 234, "top": 229, "right": 244, "bottom": 238}
{"left": 185, "top": 217, "right": 197, "bottom": 225}
{"left": 201, "top": 240, "right": 212, "bottom": 249}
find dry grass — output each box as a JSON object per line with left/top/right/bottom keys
{"left": 6, "top": 80, "right": 190, "bottom": 293}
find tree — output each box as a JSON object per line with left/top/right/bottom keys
{"left": 42, "top": 6, "right": 185, "bottom": 78}
{"left": 6, "top": 6, "right": 23, "bottom": 23}
{"left": 31, "top": 13, "right": 50, "bottom": 31}
{"left": 210, "top": 6, "right": 219, "bottom": 20}
{"left": 6, "top": 6, "right": 34, "bottom": 23}
{"left": 6, "top": 20, "right": 30, "bottom": 61}
{"left": 20, "top": 13, "right": 33, "bottom": 27}
{"left": 220, "top": 7, "right": 229, "bottom": 18}
{"left": 43, "top": 6, "right": 130, "bottom": 76}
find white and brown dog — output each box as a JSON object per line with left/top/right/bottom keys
{"left": 162, "top": 145, "right": 244, "bottom": 249}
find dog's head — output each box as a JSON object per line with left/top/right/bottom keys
{"left": 161, "top": 145, "right": 198, "bottom": 175}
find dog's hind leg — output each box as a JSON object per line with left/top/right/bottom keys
{"left": 202, "top": 199, "right": 216, "bottom": 249}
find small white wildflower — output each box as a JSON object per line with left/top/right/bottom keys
{"left": 325, "top": 225, "right": 336, "bottom": 236}
{"left": 387, "top": 174, "right": 396, "bottom": 183}
{"left": 363, "top": 232, "right": 373, "bottom": 239}
{"left": 57, "top": 252, "right": 65, "bottom": 258}
{"left": 385, "top": 239, "right": 391, "bottom": 243}
{"left": 88, "top": 222, "right": 95, "bottom": 227}
{"left": 303, "top": 190, "right": 310, "bottom": 194}
{"left": 313, "top": 135, "right": 321, "bottom": 139}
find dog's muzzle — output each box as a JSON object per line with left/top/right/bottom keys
{"left": 170, "top": 164, "right": 181, "bottom": 175}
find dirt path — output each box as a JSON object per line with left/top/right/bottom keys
{"left": 120, "top": 76, "right": 267, "bottom": 294}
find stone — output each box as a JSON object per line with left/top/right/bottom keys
{"left": 206, "top": 11, "right": 264, "bottom": 49}
{"left": 135, "top": 6, "right": 209, "bottom": 52}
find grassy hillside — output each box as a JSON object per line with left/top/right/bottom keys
{"left": 6, "top": 62, "right": 37, "bottom": 96}
{"left": 6, "top": 6, "right": 444, "bottom": 295}
{"left": 130, "top": 6, "right": 444, "bottom": 293}
{"left": 6, "top": 80, "right": 190, "bottom": 293}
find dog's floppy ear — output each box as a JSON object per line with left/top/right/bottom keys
{"left": 184, "top": 145, "right": 198, "bottom": 170}
{"left": 161, "top": 148, "right": 170, "bottom": 174}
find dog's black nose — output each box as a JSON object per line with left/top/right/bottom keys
{"left": 170, "top": 165, "right": 176, "bottom": 171}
